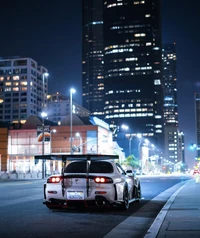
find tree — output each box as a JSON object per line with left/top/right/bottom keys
{"left": 122, "top": 154, "right": 140, "bottom": 169}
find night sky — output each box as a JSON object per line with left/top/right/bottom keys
{"left": 0, "top": 0, "right": 200, "bottom": 168}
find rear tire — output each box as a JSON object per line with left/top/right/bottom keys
{"left": 121, "top": 186, "right": 129, "bottom": 210}
{"left": 135, "top": 183, "right": 141, "bottom": 202}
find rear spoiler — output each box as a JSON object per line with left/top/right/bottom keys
{"left": 34, "top": 154, "right": 119, "bottom": 162}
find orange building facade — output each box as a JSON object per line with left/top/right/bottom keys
{"left": 3, "top": 124, "right": 114, "bottom": 177}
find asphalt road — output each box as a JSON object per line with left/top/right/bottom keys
{"left": 0, "top": 174, "right": 192, "bottom": 238}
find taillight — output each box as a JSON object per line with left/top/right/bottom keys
{"left": 94, "top": 177, "right": 113, "bottom": 184}
{"left": 47, "top": 176, "right": 62, "bottom": 183}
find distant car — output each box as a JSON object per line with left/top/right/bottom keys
{"left": 42, "top": 154, "right": 141, "bottom": 210}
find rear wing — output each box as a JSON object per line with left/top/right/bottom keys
{"left": 34, "top": 154, "right": 119, "bottom": 162}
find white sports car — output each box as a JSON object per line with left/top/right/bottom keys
{"left": 41, "top": 154, "right": 141, "bottom": 210}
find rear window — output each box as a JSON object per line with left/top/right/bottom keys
{"left": 64, "top": 161, "right": 113, "bottom": 174}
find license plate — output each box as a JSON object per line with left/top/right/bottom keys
{"left": 67, "top": 191, "right": 84, "bottom": 200}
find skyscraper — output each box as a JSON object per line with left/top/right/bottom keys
{"left": 82, "top": 0, "right": 104, "bottom": 118}
{"left": 195, "top": 93, "right": 200, "bottom": 159}
{"left": 162, "top": 43, "right": 178, "bottom": 126}
{"left": 82, "top": 0, "right": 164, "bottom": 152}
{"left": 162, "top": 44, "right": 184, "bottom": 165}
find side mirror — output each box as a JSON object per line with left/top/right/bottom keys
{"left": 126, "top": 170, "right": 133, "bottom": 175}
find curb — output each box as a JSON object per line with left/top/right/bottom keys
{"left": 144, "top": 179, "right": 192, "bottom": 238}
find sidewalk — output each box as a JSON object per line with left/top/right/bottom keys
{"left": 145, "top": 178, "right": 200, "bottom": 238}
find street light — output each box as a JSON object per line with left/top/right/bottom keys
{"left": 41, "top": 112, "right": 47, "bottom": 179}
{"left": 42, "top": 72, "right": 49, "bottom": 110}
{"left": 121, "top": 124, "right": 128, "bottom": 130}
{"left": 70, "top": 88, "right": 76, "bottom": 153}
{"left": 50, "top": 129, "right": 56, "bottom": 154}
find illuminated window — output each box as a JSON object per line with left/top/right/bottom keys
{"left": 20, "top": 81, "right": 28, "bottom": 86}
{"left": 13, "top": 76, "right": 19, "bottom": 80}
{"left": 134, "top": 33, "right": 146, "bottom": 37}
{"left": 125, "top": 57, "right": 138, "bottom": 61}
{"left": 92, "top": 21, "right": 103, "bottom": 25}
{"left": 154, "top": 70, "right": 160, "bottom": 74}
{"left": 155, "top": 115, "right": 162, "bottom": 119}
{"left": 21, "top": 87, "right": 27, "bottom": 91}
{"left": 13, "top": 87, "right": 19, "bottom": 91}
{"left": 5, "top": 82, "right": 11, "bottom": 86}
{"left": 107, "top": 3, "right": 116, "bottom": 8}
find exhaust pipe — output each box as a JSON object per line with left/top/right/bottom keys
{"left": 95, "top": 200, "right": 106, "bottom": 208}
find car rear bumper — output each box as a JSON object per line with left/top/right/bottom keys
{"left": 43, "top": 195, "right": 114, "bottom": 209}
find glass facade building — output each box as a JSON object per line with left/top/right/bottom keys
{"left": 82, "top": 0, "right": 104, "bottom": 118}
{"left": 82, "top": 0, "right": 164, "bottom": 151}
{"left": 162, "top": 43, "right": 178, "bottom": 126}
{"left": 195, "top": 93, "right": 200, "bottom": 159}
{"left": 162, "top": 43, "right": 184, "bottom": 165}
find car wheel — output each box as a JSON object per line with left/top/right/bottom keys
{"left": 135, "top": 183, "right": 141, "bottom": 202}
{"left": 121, "top": 186, "right": 129, "bottom": 210}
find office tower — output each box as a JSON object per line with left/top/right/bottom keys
{"left": 82, "top": 0, "right": 104, "bottom": 118}
{"left": 195, "top": 93, "right": 200, "bottom": 159}
{"left": 0, "top": 57, "right": 48, "bottom": 124}
{"left": 162, "top": 43, "right": 178, "bottom": 126}
{"left": 103, "top": 0, "right": 163, "bottom": 148}
{"left": 162, "top": 44, "right": 183, "bottom": 164}
{"left": 82, "top": 0, "right": 164, "bottom": 154}
{"left": 47, "top": 92, "right": 90, "bottom": 125}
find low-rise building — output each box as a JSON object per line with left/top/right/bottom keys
{"left": 0, "top": 115, "right": 125, "bottom": 178}
{"left": 47, "top": 92, "right": 91, "bottom": 125}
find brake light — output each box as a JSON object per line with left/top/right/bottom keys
{"left": 47, "top": 176, "right": 62, "bottom": 183}
{"left": 94, "top": 177, "right": 113, "bottom": 183}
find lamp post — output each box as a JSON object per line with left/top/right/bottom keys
{"left": 70, "top": 88, "right": 76, "bottom": 153}
{"left": 128, "top": 136, "right": 133, "bottom": 156}
{"left": 41, "top": 112, "right": 47, "bottom": 179}
{"left": 50, "top": 129, "right": 56, "bottom": 154}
